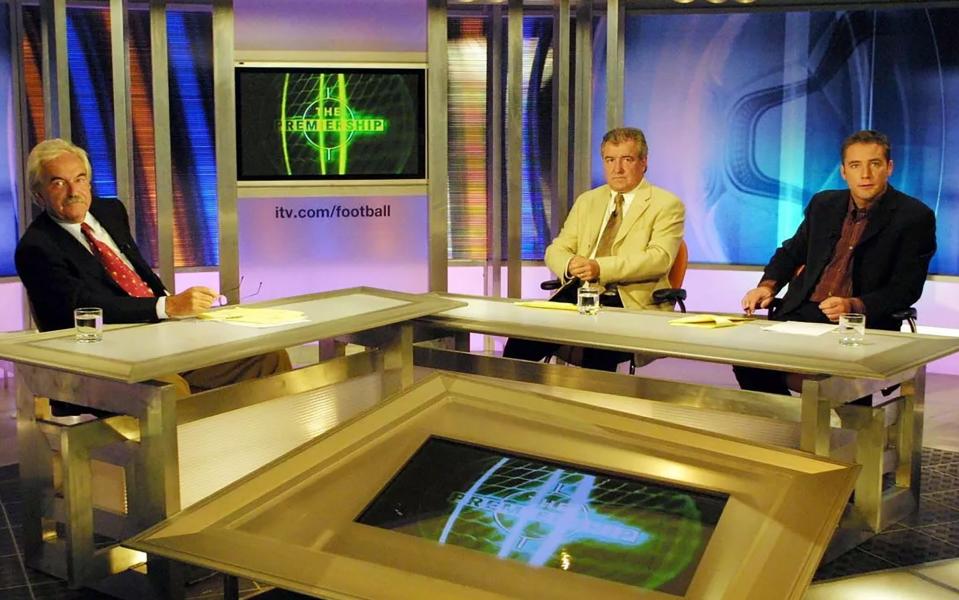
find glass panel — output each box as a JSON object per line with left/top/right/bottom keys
{"left": 447, "top": 13, "right": 556, "bottom": 262}
{"left": 447, "top": 16, "right": 488, "bottom": 261}
{"left": 20, "top": 6, "right": 217, "bottom": 269}
{"left": 358, "top": 437, "right": 727, "bottom": 596}
{"left": 0, "top": 2, "right": 20, "bottom": 277}
{"left": 620, "top": 7, "right": 959, "bottom": 275}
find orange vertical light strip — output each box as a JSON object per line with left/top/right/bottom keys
{"left": 126, "top": 17, "right": 161, "bottom": 263}
{"left": 21, "top": 36, "right": 46, "bottom": 144}
{"left": 448, "top": 17, "right": 488, "bottom": 259}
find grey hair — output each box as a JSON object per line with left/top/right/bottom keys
{"left": 26, "top": 138, "right": 92, "bottom": 196}
{"left": 601, "top": 127, "right": 648, "bottom": 159}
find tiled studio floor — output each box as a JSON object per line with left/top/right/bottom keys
{"left": 0, "top": 367, "right": 957, "bottom": 598}
{"left": 0, "top": 463, "right": 267, "bottom": 599}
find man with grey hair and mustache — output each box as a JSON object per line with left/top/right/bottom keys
{"left": 15, "top": 138, "right": 288, "bottom": 407}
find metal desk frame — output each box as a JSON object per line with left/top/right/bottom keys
{"left": 412, "top": 293, "right": 959, "bottom": 539}
{"left": 1, "top": 288, "right": 462, "bottom": 598}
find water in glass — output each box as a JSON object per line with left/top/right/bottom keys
{"left": 577, "top": 286, "right": 600, "bottom": 316}
{"left": 838, "top": 313, "right": 865, "bottom": 346}
{"left": 74, "top": 308, "right": 103, "bottom": 343}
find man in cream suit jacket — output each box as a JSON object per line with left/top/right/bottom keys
{"left": 504, "top": 127, "right": 685, "bottom": 371}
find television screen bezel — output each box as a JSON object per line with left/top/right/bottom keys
{"left": 355, "top": 435, "right": 729, "bottom": 596}
{"left": 234, "top": 63, "right": 428, "bottom": 183}
{"left": 126, "top": 373, "right": 858, "bottom": 600}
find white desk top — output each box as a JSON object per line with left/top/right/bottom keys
{"left": 0, "top": 288, "right": 464, "bottom": 383}
{"left": 420, "top": 294, "right": 959, "bottom": 380}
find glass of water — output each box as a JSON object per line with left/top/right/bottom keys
{"left": 838, "top": 313, "right": 865, "bottom": 346}
{"left": 74, "top": 307, "right": 103, "bottom": 343}
{"left": 577, "top": 284, "right": 600, "bottom": 316}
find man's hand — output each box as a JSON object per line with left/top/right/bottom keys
{"left": 818, "top": 296, "right": 853, "bottom": 322}
{"left": 568, "top": 256, "right": 601, "bottom": 281}
{"left": 165, "top": 286, "right": 219, "bottom": 317}
{"left": 741, "top": 286, "right": 775, "bottom": 315}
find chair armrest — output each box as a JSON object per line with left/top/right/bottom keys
{"left": 891, "top": 307, "right": 918, "bottom": 333}
{"left": 651, "top": 288, "right": 686, "bottom": 304}
{"left": 541, "top": 279, "right": 562, "bottom": 291}
{"left": 891, "top": 307, "right": 917, "bottom": 322}
{"left": 651, "top": 288, "right": 687, "bottom": 313}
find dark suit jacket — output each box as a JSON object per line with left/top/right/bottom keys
{"left": 15, "top": 199, "right": 167, "bottom": 332}
{"left": 763, "top": 186, "right": 936, "bottom": 331}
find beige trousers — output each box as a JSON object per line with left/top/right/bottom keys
{"left": 179, "top": 350, "right": 292, "bottom": 393}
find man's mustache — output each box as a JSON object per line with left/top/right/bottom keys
{"left": 63, "top": 195, "right": 86, "bottom": 204}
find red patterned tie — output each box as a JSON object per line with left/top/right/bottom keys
{"left": 80, "top": 222, "right": 155, "bottom": 298}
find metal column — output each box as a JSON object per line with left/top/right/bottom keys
{"left": 39, "top": 0, "right": 69, "bottom": 140}
{"left": 10, "top": 0, "right": 33, "bottom": 328}
{"left": 606, "top": 0, "right": 625, "bottom": 131}
{"left": 110, "top": 0, "right": 136, "bottom": 225}
{"left": 572, "top": 0, "right": 593, "bottom": 198}
{"left": 212, "top": 0, "right": 239, "bottom": 303}
{"left": 505, "top": 0, "right": 522, "bottom": 299}
{"left": 486, "top": 4, "right": 503, "bottom": 299}
{"left": 150, "top": 0, "right": 176, "bottom": 289}
{"left": 427, "top": 0, "right": 450, "bottom": 292}
{"left": 551, "top": 0, "right": 571, "bottom": 233}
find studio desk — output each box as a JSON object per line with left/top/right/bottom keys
{"left": 0, "top": 287, "right": 463, "bottom": 598}
{"left": 413, "top": 294, "right": 959, "bottom": 548}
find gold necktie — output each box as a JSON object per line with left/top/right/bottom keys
{"left": 595, "top": 193, "right": 624, "bottom": 257}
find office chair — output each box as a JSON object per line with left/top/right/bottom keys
{"left": 540, "top": 240, "right": 689, "bottom": 374}
{"left": 541, "top": 240, "right": 689, "bottom": 312}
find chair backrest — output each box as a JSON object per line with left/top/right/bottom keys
{"left": 668, "top": 240, "right": 689, "bottom": 289}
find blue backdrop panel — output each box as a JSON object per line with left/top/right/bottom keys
{"left": 0, "top": 3, "right": 19, "bottom": 277}
{"left": 600, "top": 7, "right": 958, "bottom": 275}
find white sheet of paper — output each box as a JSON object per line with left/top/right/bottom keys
{"left": 761, "top": 321, "right": 838, "bottom": 336}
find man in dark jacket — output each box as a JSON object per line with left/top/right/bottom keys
{"left": 735, "top": 130, "right": 937, "bottom": 394}
{"left": 16, "top": 138, "right": 287, "bottom": 397}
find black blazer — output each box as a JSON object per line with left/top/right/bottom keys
{"left": 15, "top": 199, "right": 167, "bottom": 332}
{"left": 763, "top": 186, "right": 936, "bottom": 331}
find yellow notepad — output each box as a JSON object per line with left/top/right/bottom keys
{"left": 514, "top": 300, "right": 579, "bottom": 311}
{"left": 668, "top": 314, "right": 752, "bottom": 328}
{"left": 198, "top": 306, "right": 309, "bottom": 327}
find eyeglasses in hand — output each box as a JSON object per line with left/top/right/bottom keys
{"left": 216, "top": 276, "right": 263, "bottom": 306}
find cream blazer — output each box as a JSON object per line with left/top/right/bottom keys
{"left": 544, "top": 178, "right": 685, "bottom": 310}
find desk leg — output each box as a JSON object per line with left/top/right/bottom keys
{"left": 896, "top": 367, "right": 925, "bottom": 498}
{"left": 833, "top": 368, "right": 924, "bottom": 533}
{"left": 381, "top": 323, "right": 413, "bottom": 396}
{"left": 15, "top": 375, "right": 52, "bottom": 576}
{"left": 224, "top": 574, "right": 239, "bottom": 600}
{"left": 800, "top": 379, "right": 831, "bottom": 456}
{"left": 848, "top": 406, "right": 887, "bottom": 532}
{"left": 318, "top": 338, "right": 347, "bottom": 361}
{"left": 14, "top": 365, "right": 185, "bottom": 597}
{"left": 453, "top": 332, "right": 470, "bottom": 352}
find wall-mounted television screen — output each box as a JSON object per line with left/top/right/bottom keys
{"left": 235, "top": 66, "right": 426, "bottom": 180}
{"left": 357, "top": 437, "right": 728, "bottom": 596}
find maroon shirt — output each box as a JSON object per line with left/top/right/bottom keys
{"left": 761, "top": 194, "right": 871, "bottom": 314}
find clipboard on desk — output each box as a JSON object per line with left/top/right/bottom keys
{"left": 547, "top": 277, "right": 581, "bottom": 305}
{"left": 545, "top": 278, "right": 622, "bottom": 308}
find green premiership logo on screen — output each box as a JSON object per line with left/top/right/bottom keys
{"left": 276, "top": 73, "right": 389, "bottom": 176}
